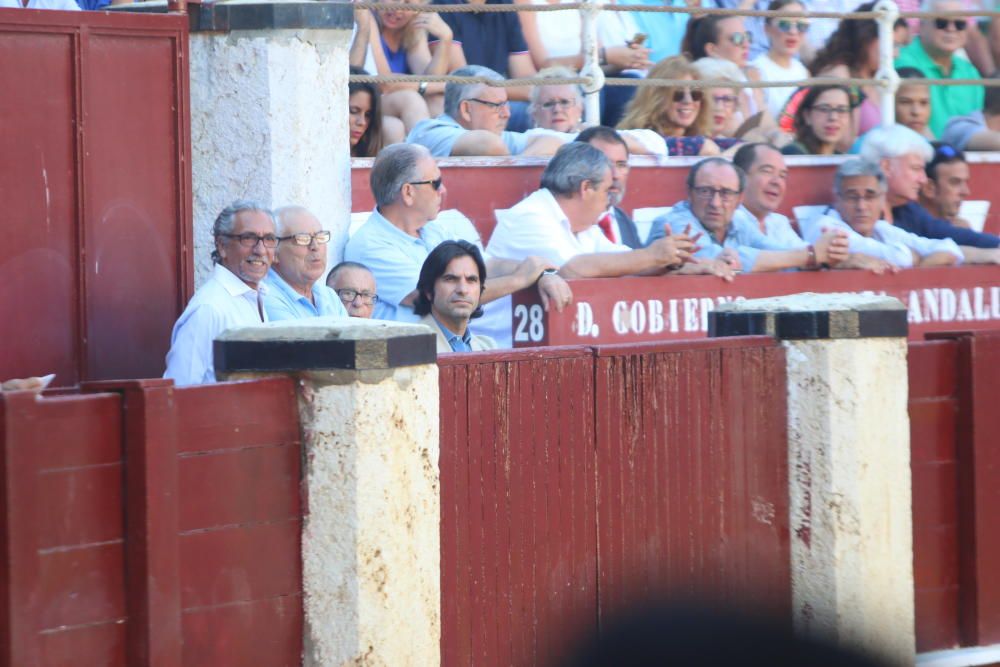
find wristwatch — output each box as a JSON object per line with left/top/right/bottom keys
{"left": 537, "top": 268, "right": 559, "bottom": 283}
{"left": 417, "top": 81, "right": 429, "bottom": 97}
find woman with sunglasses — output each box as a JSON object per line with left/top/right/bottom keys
{"left": 748, "top": 0, "right": 810, "bottom": 120}
{"left": 685, "top": 15, "right": 767, "bottom": 120}
{"left": 617, "top": 56, "right": 720, "bottom": 156}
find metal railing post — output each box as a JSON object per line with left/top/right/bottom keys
{"left": 874, "top": 0, "right": 900, "bottom": 127}
{"left": 580, "top": 0, "right": 605, "bottom": 124}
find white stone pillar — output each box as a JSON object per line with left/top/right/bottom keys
{"left": 214, "top": 317, "right": 441, "bottom": 667}
{"left": 710, "top": 293, "right": 915, "bottom": 666}
{"left": 189, "top": 3, "right": 355, "bottom": 286}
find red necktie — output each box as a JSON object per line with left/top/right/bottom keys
{"left": 597, "top": 211, "right": 617, "bottom": 243}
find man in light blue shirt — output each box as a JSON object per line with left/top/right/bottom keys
{"left": 800, "top": 159, "right": 963, "bottom": 269}
{"left": 647, "top": 157, "right": 849, "bottom": 272}
{"left": 732, "top": 142, "right": 809, "bottom": 250}
{"left": 164, "top": 200, "right": 276, "bottom": 386}
{"left": 344, "top": 143, "right": 572, "bottom": 347}
{"left": 406, "top": 65, "right": 563, "bottom": 158}
{"left": 263, "top": 206, "right": 348, "bottom": 321}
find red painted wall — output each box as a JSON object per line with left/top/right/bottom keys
{"left": 0, "top": 11, "right": 192, "bottom": 387}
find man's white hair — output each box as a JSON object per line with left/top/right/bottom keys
{"left": 859, "top": 124, "right": 934, "bottom": 164}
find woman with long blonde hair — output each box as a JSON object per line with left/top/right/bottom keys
{"left": 617, "top": 56, "right": 720, "bottom": 156}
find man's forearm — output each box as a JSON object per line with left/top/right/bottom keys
{"left": 558, "top": 249, "right": 658, "bottom": 279}
{"left": 749, "top": 249, "right": 807, "bottom": 273}
{"left": 917, "top": 251, "right": 960, "bottom": 267}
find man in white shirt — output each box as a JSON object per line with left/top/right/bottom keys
{"left": 731, "top": 142, "right": 808, "bottom": 249}
{"left": 800, "top": 159, "right": 963, "bottom": 269}
{"left": 164, "top": 200, "right": 276, "bottom": 386}
{"left": 344, "top": 143, "right": 572, "bottom": 346}
{"left": 486, "top": 142, "right": 700, "bottom": 278}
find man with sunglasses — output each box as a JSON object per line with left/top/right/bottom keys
{"left": 895, "top": 0, "right": 984, "bottom": 138}
{"left": 406, "top": 64, "right": 564, "bottom": 157}
{"left": 164, "top": 200, "right": 277, "bottom": 386}
{"left": 346, "top": 143, "right": 573, "bottom": 346}
{"left": 262, "top": 206, "right": 348, "bottom": 321}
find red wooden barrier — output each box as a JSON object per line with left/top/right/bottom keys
{"left": 593, "top": 337, "right": 791, "bottom": 622}
{"left": 908, "top": 331, "right": 1000, "bottom": 653}
{"left": 908, "top": 339, "right": 962, "bottom": 652}
{"left": 438, "top": 339, "right": 791, "bottom": 666}
{"left": 1, "top": 377, "right": 301, "bottom": 667}
{"left": 0, "top": 10, "right": 192, "bottom": 387}
{"left": 438, "top": 347, "right": 598, "bottom": 666}
{"left": 511, "top": 267, "right": 1000, "bottom": 346}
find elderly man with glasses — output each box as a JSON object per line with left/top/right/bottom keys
{"left": 895, "top": 0, "right": 984, "bottom": 138}
{"left": 327, "top": 261, "right": 379, "bottom": 318}
{"left": 406, "top": 64, "right": 564, "bottom": 157}
{"left": 164, "top": 200, "right": 277, "bottom": 386}
{"left": 800, "top": 159, "right": 963, "bottom": 270}
{"left": 647, "top": 157, "right": 850, "bottom": 272}
{"left": 345, "top": 143, "right": 572, "bottom": 346}
{"left": 262, "top": 206, "right": 348, "bottom": 321}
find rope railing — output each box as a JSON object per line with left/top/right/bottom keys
{"left": 352, "top": 0, "right": 998, "bottom": 126}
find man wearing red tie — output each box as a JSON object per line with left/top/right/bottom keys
{"left": 487, "top": 142, "right": 723, "bottom": 279}
{"left": 576, "top": 126, "right": 648, "bottom": 248}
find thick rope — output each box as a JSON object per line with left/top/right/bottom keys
{"left": 350, "top": 73, "right": 1000, "bottom": 89}
{"left": 355, "top": 1, "right": 1000, "bottom": 19}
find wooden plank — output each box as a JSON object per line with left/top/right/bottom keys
{"left": 173, "top": 378, "right": 299, "bottom": 453}
{"left": 39, "top": 620, "right": 127, "bottom": 667}
{"left": 179, "top": 520, "right": 301, "bottom": 610}
{"left": 177, "top": 443, "right": 301, "bottom": 532}
{"left": 181, "top": 595, "right": 303, "bottom": 667}
{"left": 36, "top": 464, "right": 123, "bottom": 550}
{"left": 37, "top": 542, "right": 127, "bottom": 629}
{"left": 955, "top": 332, "right": 1000, "bottom": 646}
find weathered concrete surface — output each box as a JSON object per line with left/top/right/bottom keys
{"left": 299, "top": 363, "right": 440, "bottom": 667}
{"left": 785, "top": 337, "right": 914, "bottom": 665}
{"left": 190, "top": 28, "right": 352, "bottom": 287}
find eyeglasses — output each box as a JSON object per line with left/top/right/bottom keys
{"left": 810, "top": 104, "right": 851, "bottom": 117}
{"left": 278, "top": 231, "right": 332, "bottom": 246}
{"left": 934, "top": 18, "right": 967, "bottom": 30}
{"left": 467, "top": 98, "right": 510, "bottom": 111}
{"left": 713, "top": 94, "right": 739, "bottom": 108}
{"left": 672, "top": 88, "right": 704, "bottom": 103}
{"left": 220, "top": 232, "right": 279, "bottom": 248}
{"left": 837, "top": 190, "right": 882, "bottom": 204}
{"left": 691, "top": 186, "right": 740, "bottom": 202}
{"left": 540, "top": 98, "right": 577, "bottom": 110}
{"left": 335, "top": 288, "right": 379, "bottom": 306}
{"left": 727, "top": 31, "right": 753, "bottom": 46}
{"left": 775, "top": 20, "right": 810, "bottom": 34}
{"left": 408, "top": 177, "right": 444, "bottom": 191}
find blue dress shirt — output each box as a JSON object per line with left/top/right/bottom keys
{"left": 646, "top": 201, "right": 799, "bottom": 271}
{"left": 344, "top": 209, "right": 466, "bottom": 322}
{"left": 262, "top": 270, "right": 348, "bottom": 321}
{"left": 433, "top": 315, "right": 473, "bottom": 352}
{"left": 164, "top": 264, "right": 267, "bottom": 386}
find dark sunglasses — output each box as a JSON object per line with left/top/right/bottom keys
{"left": 934, "top": 18, "right": 968, "bottom": 30}
{"left": 727, "top": 31, "right": 753, "bottom": 46}
{"left": 672, "top": 88, "right": 704, "bottom": 103}
{"left": 408, "top": 177, "right": 444, "bottom": 191}
{"left": 776, "top": 19, "right": 810, "bottom": 33}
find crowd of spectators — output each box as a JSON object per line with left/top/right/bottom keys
{"left": 341, "top": 0, "right": 1000, "bottom": 159}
